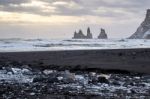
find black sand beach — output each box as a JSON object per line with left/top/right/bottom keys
{"left": 0, "top": 48, "right": 150, "bottom": 74}
{"left": 0, "top": 48, "right": 150, "bottom": 98}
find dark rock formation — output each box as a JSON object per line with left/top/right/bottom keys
{"left": 98, "top": 28, "right": 108, "bottom": 39}
{"left": 129, "top": 9, "right": 150, "bottom": 39}
{"left": 144, "top": 34, "right": 150, "bottom": 39}
{"left": 78, "top": 30, "right": 85, "bottom": 38}
{"left": 73, "top": 31, "right": 78, "bottom": 39}
{"left": 97, "top": 76, "right": 109, "bottom": 84}
{"left": 86, "top": 27, "right": 93, "bottom": 39}
{"left": 73, "top": 30, "right": 86, "bottom": 39}
{"left": 73, "top": 27, "right": 93, "bottom": 39}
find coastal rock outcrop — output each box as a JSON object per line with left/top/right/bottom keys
{"left": 73, "top": 30, "right": 86, "bottom": 39}
{"left": 86, "top": 27, "right": 93, "bottom": 39}
{"left": 98, "top": 28, "right": 108, "bottom": 39}
{"left": 129, "top": 9, "right": 150, "bottom": 39}
{"left": 73, "top": 27, "right": 93, "bottom": 39}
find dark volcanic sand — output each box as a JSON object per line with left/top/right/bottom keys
{"left": 0, "top": 48, "right": 150, "bottom": 73}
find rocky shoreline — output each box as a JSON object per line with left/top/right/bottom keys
{"left": 0, "top": 48, "right": 150, "bottom": 98}
{"left": 0, "top": 66, "right": 150, "bottom": 99}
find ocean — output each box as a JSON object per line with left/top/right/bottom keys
{"left": 0, "top": 38, "right": 150, "bottom": 52}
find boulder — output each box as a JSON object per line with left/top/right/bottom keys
{"left": 97, "top": 76, "right": 109, "bottom": 84}
{"left": 43, "top": 69, "right": 53, "bottom": 75}
{"left": 58, "top": 70, "right": 75, "bottom": 83}
{"left": 33, "top": 76, "right": 48, "bottom": 83}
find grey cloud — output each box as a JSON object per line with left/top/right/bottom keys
{"left": 0, "top": 0, "right": 149, "bottom": 18}
{"left": 0, "top": 0, "right": 30, "bottom": 5}
{"left": 49, "top": 0, "right": 150, "bottom": 18}
{"left": 0, "top": 4, "right": 44, "bottom": 15}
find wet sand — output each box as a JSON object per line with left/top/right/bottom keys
{"left": 0, "top": 48, "right": 150, "bottom": 74}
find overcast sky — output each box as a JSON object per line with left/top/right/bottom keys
{"left": 0, "top": 0, "right": 149, "bottom": 39}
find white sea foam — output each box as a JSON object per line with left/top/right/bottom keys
{"left": 0, "top": 38, "right": 150, "bottom": 52}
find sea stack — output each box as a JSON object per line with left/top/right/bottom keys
{"left": 73, "top": 30, "right": 86, "bottom": 39}
{"left": 86, "top": 27, "right": 93, "bottom": 39}
{"left": 73, "top": 27, "right": 93, "bottom": 39}
{"left": 129, "top": 9, "right": 150, "bottom": 39}
{"left": 98, "top": 28, "right": 108, "bottom": 39}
